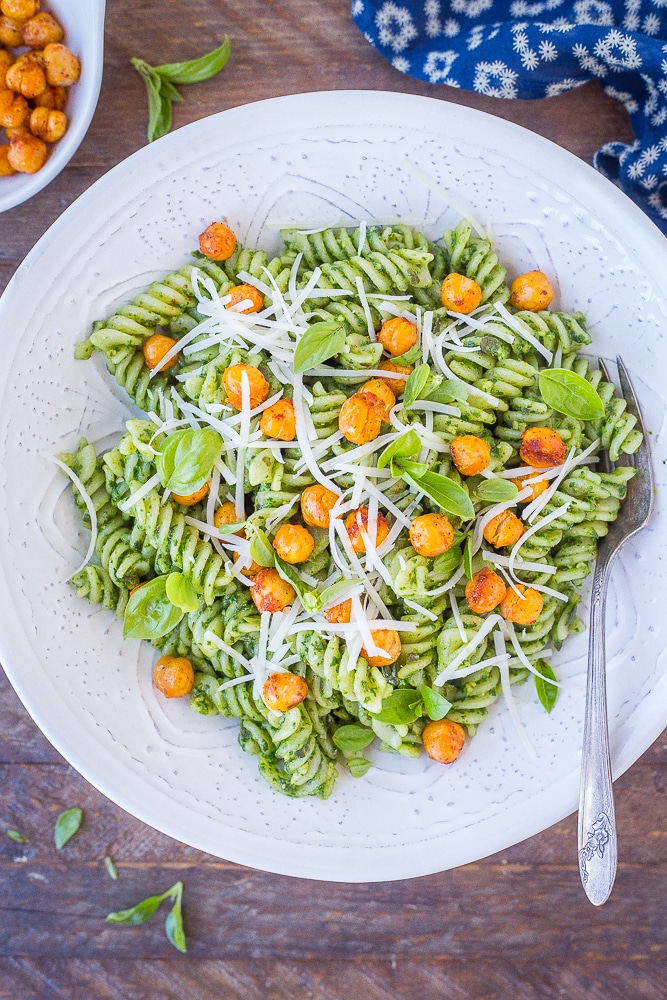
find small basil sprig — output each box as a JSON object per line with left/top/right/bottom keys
{"left": 131, "top": 38, "right": 231, "bottom": 142}
{"left": 106, "top": 880, "right": 186, "bottom": 954}
{"left": 404, "top": 362, "right": 461, "bottom": 409}
{"left": 475, "top": 479, "right": 520, "bottom": 503}
{"left": 7, "top": 829, "right": 28, "bottom": 844}
{"left": 293, "top": 321, "right": 347, "bottom": 374}
{"left": 538, "top": 368, "right": 605, "bottom": 420}
{"left": 333, "top": 724, "right": 375, "bottom": 754}
{"left": 123, "top": 576, "right": 184, "bottom": 640}
{"left": 54, "top": 807, "right": 83, "bottom": 849}
{"left": 156, "top": 427, "right": 223, "bottom": 495}
{"left": 105, "top": 856, "right": 119, "bottom": 881}
{"left": 421, "top": 685, "right": 452, "bottom": 721}
{"left": 534, "top": 660, "right": 559, "bottom": 713}
{"left": 377, "top": 430, "right": 474, "bottom": 519}
{"left": 371, "top": 688, "right": 422, "bottom": 725}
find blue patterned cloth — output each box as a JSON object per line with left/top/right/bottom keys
{"left": 352, "top": 0, "right": 667, "bottom": 233}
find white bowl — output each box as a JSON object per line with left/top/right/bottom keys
{"left": 0, "top": 0, "right": 105, "bottom": 213}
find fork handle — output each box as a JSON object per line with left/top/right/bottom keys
{"left": 578, "top": 558, "right": 617, "bottom": 905}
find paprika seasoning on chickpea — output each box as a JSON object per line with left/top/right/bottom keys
{"left": 358, "top": 378, "right": 396, "bottom": 422}
{"left": 272, "top": 523, "right": 314, "bottom": 565}
{"left": 440, "top": 272, "right": 482, "bottom": 313}
{"left": 483, "top": 509, "right": 525, "bottom": 549}
{"left": 259, "top": 398, "right": 296, "bottom": 441}
{"left": 225, "top": 283, "right": 264, "bottom": 314}
{"left": 377, "top": 359, "right": 413, "bottom": 394}
{"left": 153, "top": 656, "right": 195, "bottom": 699}
{"left": 509, "top": 270, "right": 554, "bottom": 312}
{"left": 301, "top": 484, "right": 339, "bottom": 529}
{"left": 222, "top": 363, "right": 269, "bottom": 410}
{"left": 377, "top": 316, "right": 418, "bottom": 357}
{"left": 345, "top": 507, "right": 390, "bottom": 553}
{"left": 142, "top": 333, "right": 179, "bottom": 371}
{"left": 338, "top": 392, "right": 382, "bottom": 445}
{"left": 198, "top": 221, "right": 237, "bottom": 261}
{"left": 171, "top": 480, "right": 210, "bottom": 507}
{"left": 409, "top": 512, "right": 454, "bottom": 558}
{"left": 422, "top": 719, "right": 465, "bottom": 764}
{"left": 323, "top": 599, "right": 352, "bottom": 624}
{"left": 360, "top": 629, "right": 401, "bottom": 667}
{"left": 500, "top": 585, "right": 543, "bottom": 626}
{"left": 519, "top": 426, "right": 567, "bottom": 468}
{"left": 262, "top": 672, "right": 308, "bottom": 713}
{"left": 449, "top": 434, "right": 491, "bottom": 477}
{"left": 250, "top": 567, "right": 296, "bottom": 613}
{"left": 213, "top": 500, "right": 242, "bottom": 532}
{"left": 465, "top": 568, "right": 507, "bottom": 615}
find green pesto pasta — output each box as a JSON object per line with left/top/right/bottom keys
{"left": 59, "top": 216, "right": 643, "bottom": 799}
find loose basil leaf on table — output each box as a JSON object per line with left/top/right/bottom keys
{"left": 421, "top": 686, "right": 453, "bottom": 721}
{"left": 333, "top": 724, "right": 375, "bottom": 754}
{"left": 7, "top": 829, "right": 28, "bottom": 844}
{"left": 104, "top": 856, "right": 119, "bottom": 881}
{"left": 106, "top": 880, "right": 187, "bottom": 954}
{"left": 475, "top": 478, "right": 520, "bottom": 503}
{"left": 164, "top": 882, "right": 187, "bottom": 954}
{"left": 154, "top": 37, "right": 231, "bottom": 84}
{"left": 371, "top": 688, "right": 422, "bottom": 725}
{"left": 156, "top": 427, "right": 223, "bottom": 495}
{"left": 165, "top": 572, "right": 199, "bottom": 613}
{"left": 348, "top": 757, "right": 373, "bottom": 777}
{"left": 293, "top": 321, "right": 347, "bottom": 374}
{"left": 123, "top": 576, "right": 184, "bottom": 640}
{"left": 54, "top": 807, "right": 83, "bottom": 849}
{"left": 538, "top": 368, "right": 605, "bottom": 420}
{"left": 534, "top": 659, "right": 559, "bottom": 713}
{"left": 106, "top": 894, "right": 165, "bottom": 926}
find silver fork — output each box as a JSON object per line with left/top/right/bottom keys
{"left": 577, "top": 356, "right": 654, "bottom": 905}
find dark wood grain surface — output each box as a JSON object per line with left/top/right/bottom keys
{"left": 1, "top": 2, "right": 665, "bottom": 997}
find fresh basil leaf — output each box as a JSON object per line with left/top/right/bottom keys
{"left": 293, "top": 321, "right": 347, "bottom": 374}
{"left": 7, "top": 829, "right": 28, "bottom": 844}
{"left": 165, "top": 572, "right": 199, "bottom": 613}
{"left": 164, "top": 882, "right": 187, "bottom": 954}
{"left": 161, "top": 428, "right": 222, "bottom": 495}
{"left": 402, "top": 470, "right": 475, "bottom": 520}
{"left": 463, "top": 534, "right": 474, "bottom": 581}
{"left": 475, "top": 478, "right": 520, "bottom": 503}
{"left": 436, "top": 545, "right": 463, "bottom": 576}
{"left": 427, "top": 380, "right": 468, "bottom": 404}
{"left": 106, "top": 894, "right": 164, "bottom": 925}
{"left": 534, "top": 660, "right": 559, "bottom": 714}
{"left": 123, "top": 576, "right": 184, "bottom": 640}
{"left": 391, "top": 343, "right": 422, "bottom": 365}
{"left": 150, "top": 77, "right": 174, "bottom": 141}
{"left": 249, "top": 529, "right": 276, "bottom": 568}
{"left": 54, "top": 807, "right": 83, "bottom": 849}
{"left": 348, "top": 757, "right": 373, "bottom": 777}
{"left": 420, "top": 685, "right": 452, "bottom": 721}
{"left": 155, "top": 37, "right": 231, "bottom": 84}
{"left": 311, "top": 579, "right": 363, "bottom": 615}
{"left": 131, "top": 59, "right": 172, "bottom": 143}
{"left": 377, "top": 429, "right": 421, "bottom": 469}
{"left": 104, "top": 856, "right": 119, "bottom": 880}
{"left": 538, "top": 368, "right": 605, "bottom": 420}
{"left": 403, "top": 363, "right": 431, "bottom": 408}
{"left": 333, "top": 724, "right": 375, "bottom": 754}
{"left": 273, "top": 555, "right": 309, "bottom": 603}
{"left": 371, "top": 688, "right": 422, "bottom": 725}
{"left": 396, "top": 458, "right": 429, "bottom": 477}
{"left": 159, "top": 77, "right": 184, "bottom": 103}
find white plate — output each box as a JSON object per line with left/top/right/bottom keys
{"left": 1, "top": 91, "right": 665, "bottom": 882}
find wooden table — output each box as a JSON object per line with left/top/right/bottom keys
{"left": 1, "top": 2, "right": 665, "bottom": 997}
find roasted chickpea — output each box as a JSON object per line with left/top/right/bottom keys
{"left": 515, "top": 474, "right": 549, "bottom": 502}
{"left": 41, "top": 42, "right": 80, "bottom": 87}
{"left": 465, "top": 568, "right": 507, "bottom": 614}
{"left": 509, "top": 270, "right": 554, "bottom": 312}
{"left": 272, "top": 523, "right": 314, "bottom": 564}
{"left": 409, "top": 512, "right": 454, "bottom": 558}
{"left": 300, "top": 484, "right": 339, "bottom": 529}
{"left": 7, "top": 130, "right": 44, "bottom": 171}
{"left": 0, "top": 45, "right": 12, "bottom": 81}
{"left": 21, "top": 10, "right": 62, "bottom": 48}
{"left": 483, "top": 509, "right": 525, "bottom": 549}
{"left": 519, "top": 426, "right": 567, "bottom": 468}
{"left": 142, "top": 333, "right": 179, "bottom": 371}
{"left": 250, "top": 567, "right": 296, "bottom": 613}
{"left": 440, "top": 272, "right": 482, "bottom": 314}
{"left": 4, "top": 121, "right": 28, "bottom": 139}
{"left": 6, "top": 52, "right": 46, "bottom": 98}
{"left": 153, "top": 655, "right": 195, "bottom": 699}
{"left": 422, "top": 718, "right": 465, "bottom": 764}
{"left": 449, "top": 434, "right": 491, "bottom": 476}
{"left": 345, "top": 507, "right": 390, "bottom": 553}
{"left": 233, "top": 550, "right": 263, "bottom": 577}
{"left": 338, "top": 392, "right": 382, "bottom": 445}
{"left": 225, "top": 282, "right": 264, "bottom": 314}
{"left": 499, "top": 584, "right": 543, "bottom": 626}
{"left": 323, "top": 598, "right": 352, "bottom": 624}
{"left": 259, "top": 398, "right": 296, "bottom": 441}
{"left": 0, "top": 16, "right": 22, "bottom": 47}
{"left": 361, "top": 629, "right": 401, "bottom": 667}
{"left": 198, "top": 221, "right": 237, "bottom": 260}
{"left": 0, "top": 88, "right": 28, "bottom": 128}
{"left": 171, "top": 480, "right": 210, "bottom": 507}
{"left": 32, "top": 83, "right": 65, "bottom": 109}
{"left": 222, "top": 363, "right": 269, "bottom": 410}
{"left": 0, "top": 0, "right": 39, "bottom": 21}
{"left": 213, "top": 500, "right": 241, "bottom": 532}
{"left": 29, "top": 105, "right": 65, "bottom": 141}
{"left": 378, "top": 316, "right": 418, "bottom": 357}
{"left": 262, "top": 671, "right": 308, "bottom": 712}
{"left": 0, "top": 144, "right": 14, "bottom": 174}
{"left": 358, "top": 378, "right": 396, "bottom": 422}
{"left": 377, "top": 359, "right": 413, "bottom": 394}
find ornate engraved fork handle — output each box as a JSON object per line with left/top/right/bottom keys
{"left": 578, "top": 552, "right": 617, "bottom": 905}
